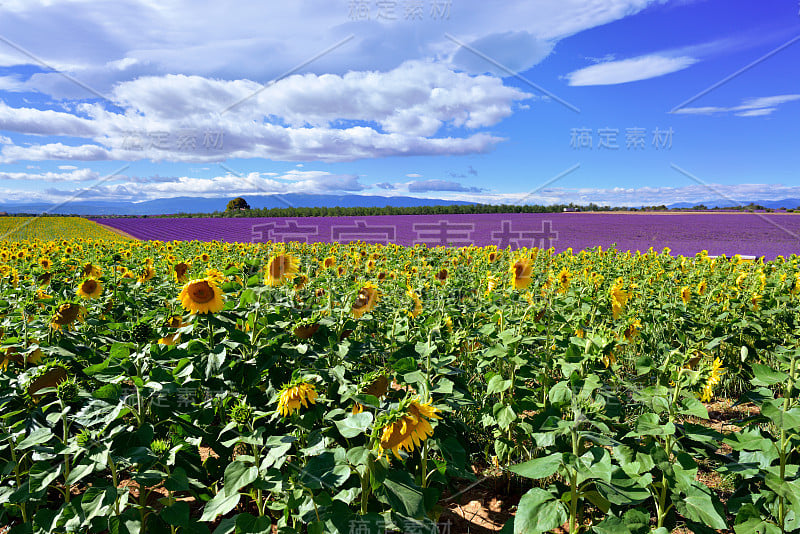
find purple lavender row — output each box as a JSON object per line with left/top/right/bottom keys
{"left": 90, "top": 213, "right": 800, "bottom": 259}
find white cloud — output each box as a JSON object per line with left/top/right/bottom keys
{"left": 566, "top": 54, "right": 698, "bottom": 86}
{"left": 673, "top": 94, "right": 800, "bottom": 117}
{"left": 58, "top": 165, "right": 78, "bottom": 170}
{"left": 0, "top": 61, "right": 522, "bottom": 162}
{"left": 0, "top": 0, "right": 664, "bottom": 96}
{"left": 397, "top": 183, "right": 800, "bottom": 207}
{"left": 0, "top": 168, "right": 102, "bottom": 182}
{"left": 406, "top": 173, "right": 422, "bottom": 178}
{"left": 36, "top": 170, "right": 367, "bottom": 201}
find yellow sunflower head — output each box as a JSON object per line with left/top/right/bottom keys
{"left": 178, "top": 278, "right": 225, "bottom": 314}
{"left": 377, "top": 398, "right": 441, "bottom": 460}
{"left": 680, "top": 286, "right": 691, "bottom": 304}
{"left": 82, "top": 263, "right": 101, "bottom": 278}
{"left": 174, "top": 262, "right": 190, "bottom": 282}
{"left": 557, "top": 268, "right": 572, "bottom": 290}
{"left": 352, "top": 283, "right": 379, "bottom": 318}
{"left": 265, "top": 254, "right": 300, "bottom": 286}
{"left": 510, "top": 259, "right": 533, "bottom": 290}
{"left": 77, "top": 278, "right": 103, "bottom": 299}
{"left": 277, "top": 380, "right": 318, "bottom": 417}
{"left": 50, "top": 303, "right": 85, "bottom": 330}
{"left": 205, "top": 268, "right": 225, "bottom": 284}
{"left": 407, "top": 288, "right": 422, "bottom": 318}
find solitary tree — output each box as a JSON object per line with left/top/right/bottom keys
{"left": 226, "top": 197, "right": 250, "bottom": 211}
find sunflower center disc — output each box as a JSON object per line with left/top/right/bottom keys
{"left": 189, "top": 281, "right": 215, "bottom": 303}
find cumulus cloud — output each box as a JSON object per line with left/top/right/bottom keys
{"left": 0, "top": 61, "right": 524, "bottom": 163}
{"left": 566, "top": 54, "right": 698, "bottom": 86}
{"left": 27, "top": 170, "right": 367, "bottom": 202}
{"left": 0, "top": 0, "right": 663, "bottom": 95}
{"left": 0, "top": 168, "right": 103, "bottom": 182}
{"left": 673, "top": 94, "right": 800, "bottom": 117}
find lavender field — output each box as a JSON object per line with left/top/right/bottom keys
{"left": 91, "top": 212, "right": 800, "bottom": 259}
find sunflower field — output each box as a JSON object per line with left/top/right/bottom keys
{"left": 1, "top": 234, "right": 800, "bottom": 534}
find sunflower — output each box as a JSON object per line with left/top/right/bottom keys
{"left": 277, "top": 381, "right": 318, "bottom": 417}
{"left": 377, "top": 398, "right": 441, "bottom": 459}
{"left": 407, "top": 288, "right": 422, "bottom": 318}
{"left": 138, "top": 266, "right": 155, "bottom": 283}
{"left": 624, "top": 319, "right": 641, "bottom": 342}
{"left": 77, "top": 278, "right": 103, "bottom": 299}
{"left": 200, "top": 253, "right": 210, "bottom": 262}
{"left": 322, "top": 256, "right": 336, "bottom": 269}
{"left": 82, "top": 263, "right": 101, "bottom": 278}
{"left": 294, "top": 274, "right": 309, "bottom": 291}
{"left": 51, "top": 303, "right": 85, "bottom": 330}
{"left": 159, "top": 315, "right": 188, "bottom": 345}
{"left": 557, "top": 268, "right": 572, "bottom": 291}
{"left": 205, "top": 268, "right": 225, "bottom": 284}
{"left": 178, "top": 278, "right": 225, "bottom": 314}
{"left": 265, "top": 254, "right": 299, "bottom": 286}
{"left": 610, "top": 278, "right": 629, "bottom": 320}
{"left": 696, "top": 280, "right": 708, "bottom": 296}
{"left": 173, "top": 262, "right": 190, "bottom": 283}
{"left": 700, "top": 357, "right": 725, "bottom": 402}
{"left": 363, "top": 374, "right": 390, "bottom": 398}
{"left": 0, "top": 346, "right": 44, "bottom": 371}
{"left": 293, "top": 322, "right": 320, "bottom": 339}
{"left": 680, "top": 286, "right": 691, "bottom": 304}
{"left": 39, "top": 258, "right": 52, "bottom": 270}
{"left": 434, "top": 268, "right": 448, "bottom": 283}
{"left": 511, "top": 259, "right": 533, "bottom": 290}
{"left": 352, "top": 283, "right": 379, "bottom": 318}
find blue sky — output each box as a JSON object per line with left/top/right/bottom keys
{"left": 0, "top": 0, "right": 798, "bottom": 206}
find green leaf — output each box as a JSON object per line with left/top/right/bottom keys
{"left": 751, "top": 363, "right": 787, "bottom": 386}
{"left": 624, "top": 413, "right": 674, "bottom": 437}
{"left": 28, "top": 462, "right": 63, "bottom": 496}
{"left": 66, "top": 462, "right": 95, "bottom": 486}
{"left": 494, "top": 403, "right": 517, "bottom": 430}
{"left": 16, "top": 428, "right": 53, "bottom": 449}
{"left": 165, "top": 466, "right": 190, "bottom": 492}
{"left": 548, "top": 381, "right": 572, "bottom": 405}
{"left": 200, "top": 491, "right": 241, "bottom": 522}
{"left": 576, "top": 447, "right": 612, "bottom": 484}
{"left": 761, "top": 399, "right": 800, "bottom": 431}
{"left": 161, "top": 501, "right": 191, "bottom": 527}
{"left": 514, "top": 488, "right": 567, "bottom": 534}
{"left": 222, "top": 461, "right": 258, "bottom": 497}
{"left": 93, "top": 383, "right": 123, "bottom": 401}
{"left": 81, "top": 486, "right": 117, "bottom": 523}
{"left": 234, "top": 513, "right": 272, "bottom": 534}
{"left": 382, "top": 470, "right": 426, "bottom": 518}
{"left": 300, "top": 451, "right": 351, "bottom": 490}
{"left": 508, "top": 453, "right": 562, "bottom": 480}
{"left": 678, "top": 396, "right": 709, "bottom": 419}
{"left": 675, "top": 491, "right": 727, "bottom": 530}
{"left": 487, "top": 374, "right": 512, "bottom": 395}
{"left": 335, "top": 412, "right": 373, "bottom": 439}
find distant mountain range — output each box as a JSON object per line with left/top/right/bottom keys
{"left": 0, "top": 194, "right": 475, "bottom": 216}
{"left": 666, "top": 199, "right": 800, "bottom": 209}
{"left": 1, "top": 193, "right": 799, "bottom": 216}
